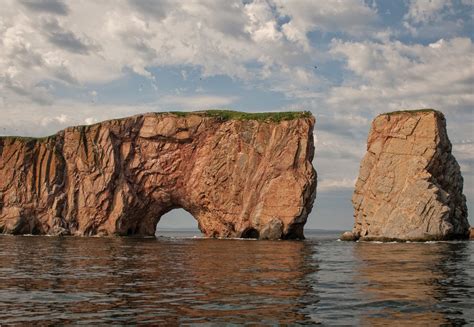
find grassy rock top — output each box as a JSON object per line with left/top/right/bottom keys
{"left": 0, "top": 110, "right": 313, "bottom": 142}
{"left": 379, "top": 108, "right": 444, "bottom": 117}
{"left": 166, "top": 109, "right": 312, "bottom": 122}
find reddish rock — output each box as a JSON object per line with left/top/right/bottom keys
{"left": 0, "top": 111, "right": 317, "bottom": 239}
{"left": 470, "top": 228, "right": 474, "bottom": 240}
{"left": 352, "top": 109, "right": 469, "bottom": 241}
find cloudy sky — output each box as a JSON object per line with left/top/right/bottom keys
{"left": 1, "top": 0, "right": 473, "bottom": 230}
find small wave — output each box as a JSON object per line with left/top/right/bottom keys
{"left": 228, "top": 237, "right": 258, "bottom": 241}
{"left": 357, "top": 239, "right": 468, "bottom": 244}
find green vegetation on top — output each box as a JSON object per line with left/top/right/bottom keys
{"left": 168, "top": 109, "right": 312, "bottom": 122}
{"left": 0, "top": 110, "right": 312, "bottom": 142}
{"left": 381, "top": 108, "right": 443, "bottom": 116}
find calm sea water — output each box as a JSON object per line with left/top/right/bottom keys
{"left": 0, "top": 230, "right": 473, "bottom": 325}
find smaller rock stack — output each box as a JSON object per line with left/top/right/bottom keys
{"left": 344, "top": 109, "right": 469, "bottom": 242}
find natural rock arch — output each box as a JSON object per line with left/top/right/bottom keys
{"left": 0, "top": 111, "right": 317, "bottom": 240}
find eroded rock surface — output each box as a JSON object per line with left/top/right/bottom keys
{"left": 339, "top": 231, "right": 357, "bottom": 242}
{"left": 351, "top": 110, "right": 469, "bottom": 241}
{"left": 0, "top": 111, "right": 317, "bottom": 239}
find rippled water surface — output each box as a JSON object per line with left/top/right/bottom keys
{"left": 0, "top": 230, "right": 473, "bottom": 325}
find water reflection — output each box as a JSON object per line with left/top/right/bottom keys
{"left": 353, "top": 242, "right": 474, "bottom": 325}
{"left": 181, "top": 239, "right": 318, "bottom": 324}
{"left": 0, "top": 237, "right": 319, "bottom": 325}
{"left": 0, "top": 236, "right": 472, "bottom": 325}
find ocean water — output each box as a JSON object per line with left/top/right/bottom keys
{"left": 0, "top": 230, "right": 473, "bottom": 325}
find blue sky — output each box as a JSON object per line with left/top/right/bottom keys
{"left": 1, "top": 0, "right": 473, "bottom": 230}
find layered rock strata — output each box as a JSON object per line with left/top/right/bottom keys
{"left": 350, "top": 109, "right": 469, "bottom": 241}
{"left": 0, "top": 111, "right": 317, "bottom": 239}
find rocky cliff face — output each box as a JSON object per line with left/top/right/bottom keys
{"left": 351, "top": 110, "right": 469, "bottom": 241}
{"left": 0, "top": 111, "right": 317, "bottom": 239}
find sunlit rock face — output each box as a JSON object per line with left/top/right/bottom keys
{"left": 352, "top": 109, "right": 469, "bottom": 241}
{"left": 0, "top": 111, "right": 317, "bottom": 240}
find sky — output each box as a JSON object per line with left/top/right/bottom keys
{"left": 0, "top": 0, "right": 472, "bottom": 230}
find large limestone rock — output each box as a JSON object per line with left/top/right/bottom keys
{"left": 351, "top": 109, "right": 469, "bottom": 241}
{"left": 0, "top": 111, "right": 317, "bottom": 239}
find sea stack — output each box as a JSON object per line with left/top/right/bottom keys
{"left": 349, "top": 109, "right": 469, "bottom": 241}
{"left": 0, "top": 111, "right": 317, "bottom": 239}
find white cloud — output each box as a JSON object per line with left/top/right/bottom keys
{"left": 275, "top": 0, "right": 379, "bottom": 49}
{"left": 161, "top": 95, "right": 238, "bottom": 109}
{"left": 317, "top": 178, "right": 356, "bottom": 191}
{"left": 328, "top": 37, "right": 474, "bottom": 114}
{"left": 453, "top": 142, "right": 474, "bottom": 173}
{"left": 40, "top": 113, "right": 68, "bottom": 127}
{"left": 0, "top": 102, "right": 154, "bottom": 137}
{"left": 84, "top": 117, "right": 98, "bottom": 125}
{"left": 404, "top": 0, "right": 451, "bottom": 24}
{"left": 402, "top": 0, "right": 471, "bottom": 37}
{"left": 0, "top": 0, "right": 384, "bottom": 107}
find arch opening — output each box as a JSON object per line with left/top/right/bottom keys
{"left": 154, "top": 208, "right": 202, "bottom": 238}
{"left": 241, "top": 227, "right": 260, "bottom": 239}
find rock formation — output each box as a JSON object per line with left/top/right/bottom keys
{"left": 0, "top": 111, "right": 317, "bottom": 239}
{"left": 470, "top": 227, "right": 474, "bottom": 240}
{"left": 339, "top": 231, "right": 357, "bottom": 241}
{"left": 349, "top": 109, "right": 469, "bottom": 241}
